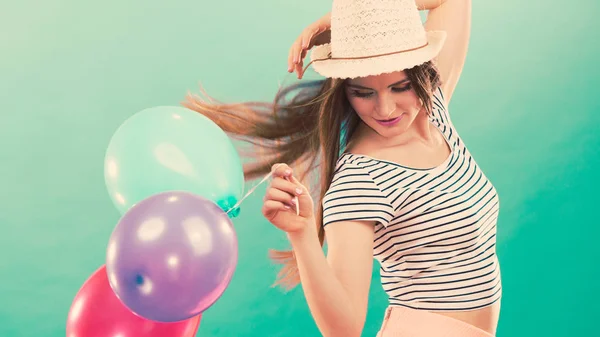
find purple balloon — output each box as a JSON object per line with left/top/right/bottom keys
{"left": 105, "top": 191, "right": 238, "bottom": 322}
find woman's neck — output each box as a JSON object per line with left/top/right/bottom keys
{"left": 350, "top": 111, "right": 437, "bottom": 153}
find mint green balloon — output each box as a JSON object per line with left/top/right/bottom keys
{"left": 104, "top": 106, "right": 244, "bottom": 217}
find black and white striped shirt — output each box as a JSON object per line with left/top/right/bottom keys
{"left": 322, "top": 87, "right": 502, "bottom": 311}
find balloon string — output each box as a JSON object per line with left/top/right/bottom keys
{"left": 226, "top": 164, "right": 299, "bottom": 216}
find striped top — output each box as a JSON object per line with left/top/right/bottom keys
{"left": 322, "top": 87, "right": 502, "bottom": 311}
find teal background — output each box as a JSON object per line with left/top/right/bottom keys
{"left": 1, "top": 1, "right": 598, "bottom": 336}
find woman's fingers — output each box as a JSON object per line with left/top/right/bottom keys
{"left": 270, "top": 163, "right": 306, "bottom": 215}
{"left": 271, "top": 162, "right": 292, "bottom": 176}
{"left": 288, "top": 38, "right": 301, "bottom": 72}
{"left": 262, "top": 199, "right": 290, "bottom": 220}
{"left": 288, "top": 24, "right": 323, "bottom": 75}
{"left": 288, "top": 28, "right": 309, "bottom": 73}
{"left": 264, "top": 183, "right": 297, "bottom": 206}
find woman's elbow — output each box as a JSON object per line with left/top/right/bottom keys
{"left": 321, "top": 318, "right": 365, "bottom": 337}
{"left": 323, "top": 328, "right": 362, "bottom": 337}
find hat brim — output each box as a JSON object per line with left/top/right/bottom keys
{"left": 309, "top": 31, "right": 447, "bottom": 79}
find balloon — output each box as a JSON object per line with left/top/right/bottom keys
{"left": 104, "top": 105, "right": 244, "bottom": 217}
{"left": 66, "top": 265, "right": 201, "bottom": 337}
{"left": 106, "top": 191, "right": 238, "bottom": 322}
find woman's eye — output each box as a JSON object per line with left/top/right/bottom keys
{"left": 349, "top": 83, "right": 412, "bottom": 98}
{"left": 392, "top": 83, "right": 412, "bottom": 92}
{"left": 351, "top": 91, "right": 373, "bottom": 98}
{"left": 350, "top": 83, "right": 412, "bottom": 98}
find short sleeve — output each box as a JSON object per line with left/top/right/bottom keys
{"left": 322, "top": 160, "right": 395, "bottom": 228}
{"left": 431, "top": 86, "right": 453, "bottom": 128}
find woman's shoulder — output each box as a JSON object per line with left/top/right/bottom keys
{"left": 431, "top": 85, "right": 449, "bottom": 115}
{"left": 341, "top": 133, "right": 384, "bottom": 163}
{"left": 333, "top": 152, "right": 361, "bottom": 172}
{"left": 330, "top": 150, "right": 379, "bottom": 183}
{"left": 429, "top": 85, "right": 456, "bottom": 131}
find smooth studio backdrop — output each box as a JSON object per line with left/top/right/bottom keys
{"left": 1, "top": 1, "right": 598, "bottom": 336}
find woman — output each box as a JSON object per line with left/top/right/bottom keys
{"left": 184, "top": 0, "right": 500, "bottom": 336}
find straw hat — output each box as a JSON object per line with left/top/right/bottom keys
{"left": 307, "top": 0, "right": 447, "bottom": 79}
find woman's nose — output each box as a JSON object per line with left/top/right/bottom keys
{"left": 375, "top": 99, "right": 396, "bottom": 118}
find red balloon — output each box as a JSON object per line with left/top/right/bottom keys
{"left": 66, "top": 265, "right": 201, "bottom": 337}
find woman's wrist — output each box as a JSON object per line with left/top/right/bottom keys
{"left": 287, "top": 219, "right": 319, "bottom": 246}
{"left": 318, "top": 12, "right": 331, "bottom": 26}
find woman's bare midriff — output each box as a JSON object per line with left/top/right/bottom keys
{"left": 432, "top": 300, "right": 501, "bottom": 335}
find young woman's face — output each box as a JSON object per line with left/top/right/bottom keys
{"left": 344, "top": 70, "right": 423, "bottom": 138}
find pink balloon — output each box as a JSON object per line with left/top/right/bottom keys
{"left": 66, "top": 265, "right": 201, "bottom": 337}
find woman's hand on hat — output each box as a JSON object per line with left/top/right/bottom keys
{"left": 287, "top": 12, "right": 331, "bottom": 79}
{"left": 262, "top": 163, "right": 315, "bottom": 233}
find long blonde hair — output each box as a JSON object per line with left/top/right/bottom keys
{"left": 182, "top": 61, "right": 441, "bottom": 290}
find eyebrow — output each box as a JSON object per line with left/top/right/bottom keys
{"left": 346, "top": 78, "right": 410, "bottom": 90}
